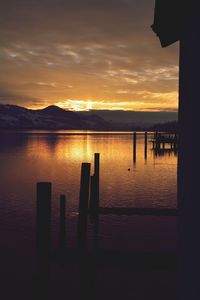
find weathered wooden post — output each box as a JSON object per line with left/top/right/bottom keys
{"left": 78, "top": 160, "right": 98, "bottom": 298}
{"left": 94, "top": 153, "right": 100, "bottom": 246}
{"left": 89, "top": 154, "right": 100, "bottom": 213}
{"left": 36, "top": 182, "right": 52, "bottom": 265}
{"left": 152, "top": 2, "right": 200, "bottom": 298}
{"left": 157, "top": 133, "right": 161, "bottom": 150}
{"left": 152, "top": 132, "right": 155, "bottom": 150}
{"left": 155, "top": 131, "right": 159, "bottom": 150}
{"left": 36, "top": 182, "right": 52, "bottom": 298}
{"left": 144, "top": 131, "right": 148, "bottom": 160}
{"left": 60, "top": 194, "right": 66, "bottom": 231}
{"left": 133, "top": 132, "right": 137, "bottom": 163}
{"left": 94, "top": 153, "right": 100, "bottom": 204}
{"left": 77, "top": 163, "right": 91, "bottom": 250}
{"left": 89, "top": 174, "right": 96, "bottom": 222}
{"left": 89, "top": 153, "right": 100, "bottom": 249}
{"left": 59, "top": 194, "right": 66, "bottom": 265}
{"left": 174, "top": 133, "right": 178, "bottom": 150}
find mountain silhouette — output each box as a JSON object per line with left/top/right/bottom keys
{"left": 0, "top": 104, "right": 177, "bottom": 130}
{"left": 39, "top": 105, "right": 76, "bottom": 117}
{"left": 0, "top": 104, "right": 109, "bottom": 130}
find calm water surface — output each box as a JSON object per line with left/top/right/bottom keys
{"left": 0, "top": 130, "right": 177, "bottom": 245}
{"left": 0, "top": 130, "right": 177, "bottom": 242}
{"left": 0, "top": 130, "right": 177, "bottom": 296}
{"left": 0, "top": 130, "right": 177, "bottom": 212}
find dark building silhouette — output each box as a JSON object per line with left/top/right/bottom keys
{"left": 152, "top": 1, "right": 200, "bottom": 299}
{"left": 152, "top": 1, "right": 196, "bottom": 47}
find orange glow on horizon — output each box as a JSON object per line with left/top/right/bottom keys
{"left": 26, "top": 94, "right": 178, "bottom": 112}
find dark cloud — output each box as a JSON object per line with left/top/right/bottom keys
{"left": 0, "top": 85, "right": 40, "bottom": 106}
{"left": 0, "top": 0, "right": 152, "bottom": 43}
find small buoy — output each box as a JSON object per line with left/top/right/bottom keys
{"left": 128, "top": 168, "right": 130, "bottom": 171}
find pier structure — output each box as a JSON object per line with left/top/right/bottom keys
{"left": 151, "top": 132, "right": 178, "bottom": 150}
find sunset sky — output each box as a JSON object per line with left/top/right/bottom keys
{"left": 0, "top": 0, "right": 179, "bottom": 111}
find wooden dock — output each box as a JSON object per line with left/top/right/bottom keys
{"left": 151, "top": 132, "right": 178, "bottom": 150}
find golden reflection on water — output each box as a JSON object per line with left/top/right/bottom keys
{"left": 1, "top": 131, "right": 177, "bottom": 210}
{"left": 27, "top": 134, "right": 94, "bottom": 162}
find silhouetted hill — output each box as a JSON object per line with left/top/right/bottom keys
{"left": 149, "top": 121, "right": 178, "bottom": 133}
{"left": 0, "top": 104, "right": 178, "bottom": 131}
{"left": 0, "top": 104, "right": 110, "bottom": 130}
{"left": 77, "top": 110, "right": 178, "bottom": 128}
{"left": 39, "top": 105, "right": 76, "bottom": 118}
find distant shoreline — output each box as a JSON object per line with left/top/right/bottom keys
{"left": 0, "top": 129, "right": 177, "bottom": 135}
{"left": 0, "top": 104, "right": 178, "bottom": 132}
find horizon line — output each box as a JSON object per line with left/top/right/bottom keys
{"left": 1, "top": 103, "right": 178, "bottom": 113}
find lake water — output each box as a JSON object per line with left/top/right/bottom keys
{"left": 0, "top": 130, "right": 177, "bottom": 209}
{"left": 0, "top": 130, "right": 177, "bottom": 246}
{"left": 0, "top": 130, "right": 177, "bottom": 299}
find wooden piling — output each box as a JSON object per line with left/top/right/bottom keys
{"left": 59, "top": 194, "right": 66, "bottom": 265}
{"left": 90, "top": 154, "right": 100, "bottom": 213}
{"left": 174, "top": 133, "right": 178, "bottom": 150}
{"left": 36, "top": 182, "right": 51, "bottom": 229}
{"left": 94, "top": 153, "right": 100, "bottom": 177}
{"left": 36, "top": 182, "right": 52, "bottom": 296}
{"left": 60, "top": 194, "right": 66, "bottom": 231}
{"left": 94, "top": 153, "right": 100, "bottom": 208}
{"left": 77, "top": 163, "right": 91, "bottom": 250}
{"left": 144, "top": 132, "right": 148, "bottom": 159}
{"left": 88, "top": 153, "right": 101, "bottom": 249}
{"left": 133, "top": 132, "right": 137, "bottom": 163}
{"left": 36, "top": 182, "right": 52, "bottom": 299}
{"left": 155, "top": 131, "right": 159, "bottom": 150}
{"left": 89, "top": 174, "right": 96, "bottom": 221}
{"left": 36, "top": 182, "right": 52, "bottom": 261}
{"left": 37, "top": 182, "right": 51, "bottom": 209}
